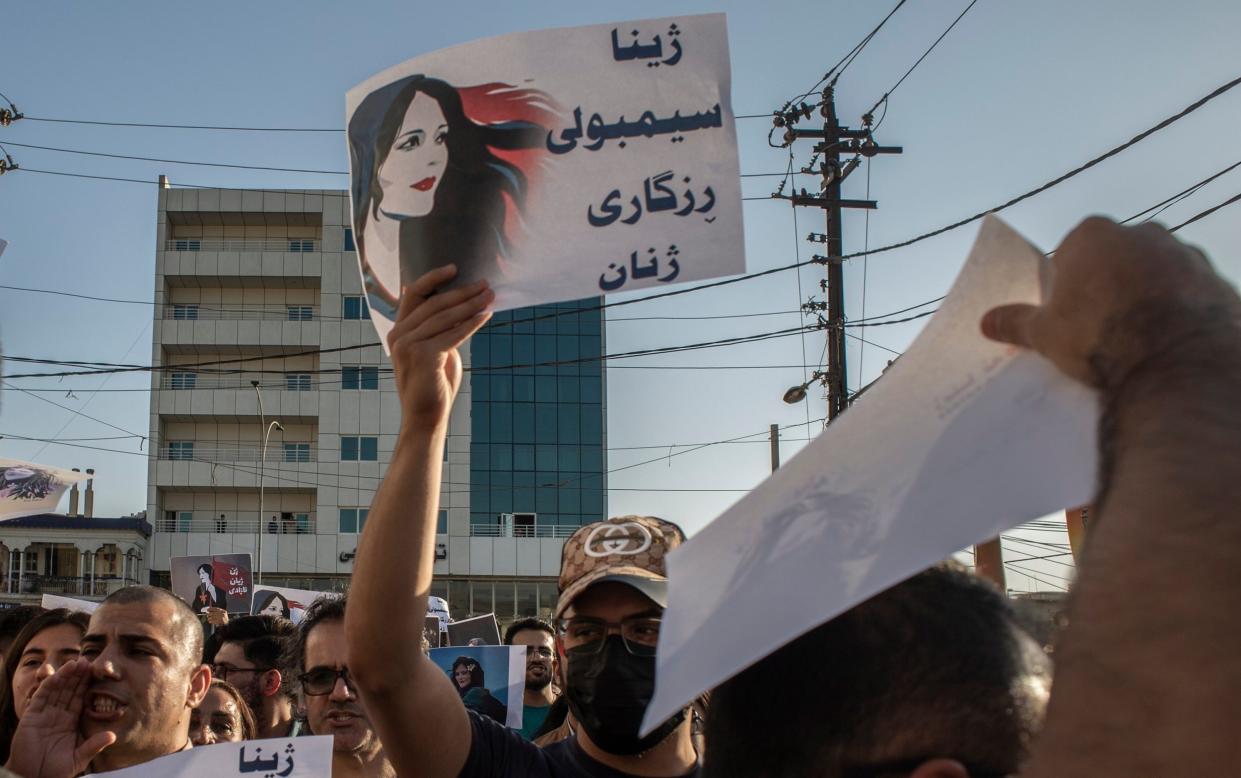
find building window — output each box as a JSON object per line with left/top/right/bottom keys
{"left": 286, "top": 373, "right": 312, "bottom": 391}
{"left": 340, "top": 436, "right": 378, "bottom": 462}
{"left": 162, "top": 510, "right": 193, "bottom": 532}
{"left": 342, "top": 366, "right": 379, "bottom": 390}
{"left": 172, "top": 239, "right": 201, "bottom": 251}
{"left": 437, "top": 509, "right": 448, "bottom": 534}
{"left": 344, "top": 228, "right": 356, "bottom": 252}
{"left": 287, "top": 306, "right": 314, "bottom": 321}
{"left": 288, "top": 239, "right": 315, "bottom": 252}
{"left": 343, "top": 296, "right": 371, "bottom": 320}
{"left": 169, "top": 372, "right": 197, "bottom": 389}
{"left": 339, "top": 508, "right": 369, "bottom": 533}
{"left": 166, "top": 441, "right": 194, "bottom": 460}
{"left": 283, "top": 443, "right": 311, "bottom": 463}
{"left": 171, "top": 304, "right": 199, "bottom": 321}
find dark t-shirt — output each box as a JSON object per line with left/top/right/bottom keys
{"left": 461, "top": 710, "right": 700, "bottom": 778}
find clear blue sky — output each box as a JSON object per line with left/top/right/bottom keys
{"left": 2, "top": 0, "right": 1237, "bottom": 592}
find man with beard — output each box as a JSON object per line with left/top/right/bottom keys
{"left": 213, "top": 615, "right": 303, "bottom": 739}
{"left": 293, "top": 594, "right": 393, "bottom": 778}
{"left": 502, "top": 619, "right": 560, "bottom": 741}
{"left": 4, "top": 586, "right": 210, "bottom": 777}
{"left": 345, "top": 266, "right": 699, "bottom": 777}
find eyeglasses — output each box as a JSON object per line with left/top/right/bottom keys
{"left": 556, "top": 616, "right": 661, "bottom": 655}
{"left": 298, "top": 666, "right": 356, "bottom": 696}
{"left": 212, "top": 663, "right": 271, "bottom": 682}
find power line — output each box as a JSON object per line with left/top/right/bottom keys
{"left": 784, "top": 0, "right": 909, "bottom": 107}
{"left": 865, "top": 0, "right": 983, "bottom": 117}
{"left": 1121, "top": 159, "right": 1241, "bottom": 224}
{"left": 1167, "top": 190, "right": 1241, "bottom": 232}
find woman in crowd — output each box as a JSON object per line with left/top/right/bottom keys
{"left": 0, "top": 608, "right": 90, "bottom": 762}
{"left": 450, "top": 655, "right": 508, "bottom": 724}
{"left": 189, "top": 679, "right": 257, "bottom": 746}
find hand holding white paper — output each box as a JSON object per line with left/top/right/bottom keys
{"left": 642, "top": 216, "right": 1100, "bottom": 733}
{"left": 345, "top": 13, "right": 743, "bottom": 350}
{"left": 86, "top": 736, "right": 332, "bottom": 777}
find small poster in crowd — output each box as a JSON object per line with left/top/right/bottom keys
{"left": 170, "top": 554, "right": 254, "bottom": 616}
{"left": 643, "top": 216, "right": 1100, "bottom": 733}
{"left": 41, "top": 594, "right": 99, "bottom": 614}
{"left": 251, "top": 585, "right": 334, "bottom": 624}
{"left": 429, "top": 645, "right": 525, "bottom": 729}
{"left": 446, "top": 612, "right": 501, "bottom": 646}
{"left": 87, "top": 735, "right": 332, "bottom": 776}
{"left": 345, "top": 13, "right": 743, "bottom": 349}
{"left": 423, "top": 616, "right": 443, "bottom": 649}
{"left": 0, "top": 458, "right": 90, "bottom": 521}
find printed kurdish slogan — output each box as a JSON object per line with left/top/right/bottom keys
{"left": 345, "top": 13, "right": 743, "bottom": 350}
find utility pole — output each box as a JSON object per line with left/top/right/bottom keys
{"left": 776, "top": 86, "right": 902, "bottom": 421}
{"left": 769, "top": 423, "right": 780, "bottom": 472}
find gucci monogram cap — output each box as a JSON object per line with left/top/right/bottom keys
{"left": 555, "top": 515, "right": 687, "bottom": 620}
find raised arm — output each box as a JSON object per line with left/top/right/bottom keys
{"left": 346, "top": 265, "right": 494, "bottom": 778}
{"left": 981, "top": 218, "right": 1241, "bottom": 776}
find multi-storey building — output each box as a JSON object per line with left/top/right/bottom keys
{"left": 145, "top": 182, "right": 606, "bottom": 624}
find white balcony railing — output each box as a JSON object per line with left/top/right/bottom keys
{"left": 164, "top": 238, "right": 318, "bottom": 252}
{"left": 158, "top": 445, "right": 318, "bottom": 463}
{"left": 159, "top": 304, "right": 319, "bottom": 322}
{"left": 469, "top": 524, "right": 579, "bottom": 539}
{"left": 158, "top": 374, "right": 318, "bottom": 391}
{"left": 155, "top": 515, "right": 317, "bottom": 534}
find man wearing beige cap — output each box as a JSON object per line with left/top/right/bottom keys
{"left": 346, "top": 266, "right": 698, "bottom": 778}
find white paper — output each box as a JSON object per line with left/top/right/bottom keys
{"left": 0, "top": 458, "right": 90, "bottom": 521}
{"left": 345, "top": 13, "right": 743, "bottom": 349}
{"left": 642, "top": 216, "right": 1100, "bottom": 733}
{"left": 87, "top": 736, "right": 333, "bottom": 777}
{"left": 41, "top": 594, "right": 99, "bottom": 613}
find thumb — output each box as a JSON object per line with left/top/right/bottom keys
{"left": 75, "top": 730, "right": 117, "bottom": 770}
{"left": 980, "top": 303, "right": 1040, "bottom": 348}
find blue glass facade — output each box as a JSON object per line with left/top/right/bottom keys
{"left": 470, "top": 298, "right": 607, "bottom": 530}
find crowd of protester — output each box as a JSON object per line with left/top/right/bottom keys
{"left": 0, "top": 217, "right": 1236, "bottom": 776}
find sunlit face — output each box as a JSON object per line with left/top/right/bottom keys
{"left": 304, "top": 620, "right": 382, "bottom": 757}
{"left": 12, "top": 623, "right": 83, "bottom": 718}
{"left": 377, "top": 93, "right": 449, "bottom": 218}
{"left": 453, "top": 665, "right": 472, "bottom": 688}
{"left": 189, "top": 686, "right": 246, "bottom": 745}
{"left": 511, "top": 629, "right": 556, "bottom": 691}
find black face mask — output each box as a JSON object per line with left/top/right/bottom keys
{"left": 564, "top": 635, "right": 686, "bottom": 756}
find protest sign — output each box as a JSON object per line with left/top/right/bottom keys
{"left": 346, "top": 13, "right": 743, "bottom": 348}
{"left": 41, "top": 594, "right": 99, "bottom": 614}
{"left": 643, "top": 216, "right": 1100, "bottom": 733}
{"left": 170, "top": 554, "right": 254, "bottom": 616}
{"left": 446, "top": 612, "right": 501, "bottom": 646}
{"left": 0, "top": 459, "right": 89, "bottom": 521}
{"left": 251, "top": 585, "right": 334, "bottom": 624}
{"left": 430, "top": 645, "right": 525, "bottom": 729}
{"left": 423, "top": 616, "right": 444, "bottom": 648}
{"left": 87, "top": 735, "right": 332, "bottom": 777}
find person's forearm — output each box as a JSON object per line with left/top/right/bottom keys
{"left": 348, "top": 420, "right": 446, "bottom": 687}
{"left": 1024, "top": 334, "right": 1241, "bottom": 776}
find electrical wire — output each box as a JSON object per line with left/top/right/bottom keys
{"left": 865, "top": 0, "right": 983, "bottom": 117}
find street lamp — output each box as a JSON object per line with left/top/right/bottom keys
{"left": 252, "top": 380, "right": 283, "bottom": 585}
{"left": 783, "top": 370, "right": 826, "bottom": 404}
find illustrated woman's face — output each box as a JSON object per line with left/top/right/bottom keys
{"left": 378, "top": 94, "right": 449, "bottom": 218}
{"left": 454, "top": 665, "right": 471, "bottom": 688}
{"left": 259, "top": 598, "right": 285, "bottom": 618}
{"left": 199, "top": 568, "right": 211, "bottom": 585}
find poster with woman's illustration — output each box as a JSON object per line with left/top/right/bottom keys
{"left": 0, "top": 458, "right": 90, "bottom": 521}
{"left": 251, "top": 585, "right": 333, "bottom": 624}
{"left": 429, "top": 645, "right": 525, "bottom": 729}
{"left": 346, "top": 13, "right": 743, "bottom": 349}
{"left": 170, "top": 554, "right": 254, "bottom": 615}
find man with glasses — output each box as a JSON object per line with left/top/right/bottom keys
{"left": 292, "top": 594, "right": 392, "bottom": 778}
{"left": 502, "top": 618, "right": 561, "bottom": 741}
{"left": 213, "top": 614, "right": 305, "bottom": 739}
{"left": 345, "top": 265, "right": 697, "bottom": 778}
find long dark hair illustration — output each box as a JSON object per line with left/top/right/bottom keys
{"left": 348, "top": 75, "right": 555, "bottom": 319}
{"left": 0, "top": 467, "right": 56, "bottom": 501}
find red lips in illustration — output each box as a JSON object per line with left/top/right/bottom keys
{"left": 412, "top": 176, "right": 437, "bottom": 192}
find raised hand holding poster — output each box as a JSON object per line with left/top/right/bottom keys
{"left": 346, "top": 13, "right": 743, "bottom": 348}
{"left": 0, "top": 458, "right": 90, "bottom": 520}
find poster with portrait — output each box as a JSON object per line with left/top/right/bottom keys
{"left": 346, "top": 13, "right": 743, "bottom": 350}
{"left": 446, "top": 612, "right": 501, "bottom": 647}
{"left": 0, "top": 458, "right": 90, "bottom": 521}
{"left": 429, "top": 645, "right": 525, "bottom": 729}
{"left": 251, "top": 585, "right": 334, "bottom": 624}
{"left": 170, "top": 553, "right": 254, "bottom": 616}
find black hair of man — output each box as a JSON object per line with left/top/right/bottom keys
{"left": 216, "top": 615, "right": 298, "bottom": 697}
{"left": 99, "top": 585, "right": 204, "bottom": 667}
{"left": 502, "top": 617, "right": 555, "bottom": 646}
{"left": 288, "top": 593, "right": 347, "bottom": 674}
{"left": 703, "top": 563, "right": 1051, "bottom": 778}
{"left": 0, "top": 606, "right": 44, "bottom": 658}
